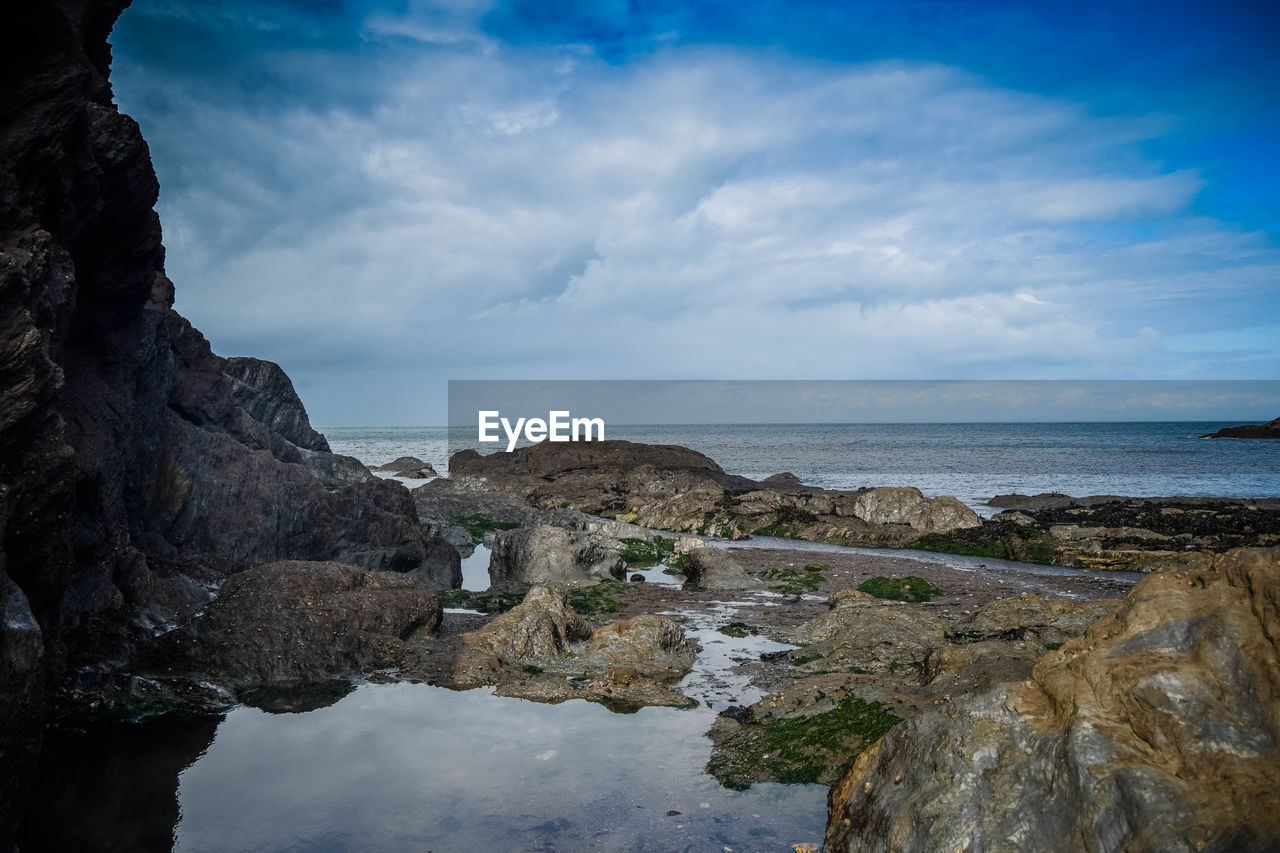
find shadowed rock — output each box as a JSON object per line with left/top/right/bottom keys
{"left": 160, "top": 561, "right": 440, "bottom": 684}
{"left": 0, "top": 7, "right": 444, "bottom": 836}
{"left": 223, "top": 357, "right": 330, "bottom": 452}
{"left": 375, "top": 456, "right": 438, "bottom": 478}
{"left": 1202, "top": 416, "right": 1280, "bottom": 439}
{"left": 680, "top": 547, "right": 757, "bottom": 591}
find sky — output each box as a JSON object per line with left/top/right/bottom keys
{"left": 108, "top": 0, "right": 1280, "bottom": 424}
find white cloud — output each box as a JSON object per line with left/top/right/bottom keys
{"left": 113, "top": 41, "right": 1280, "bottom": 422}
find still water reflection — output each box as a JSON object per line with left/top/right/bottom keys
{"left": 24, "top": 682, "right": 826, "bottom": 852}
{"left": 176, "top": 683, "right": 824, "bottom": 852}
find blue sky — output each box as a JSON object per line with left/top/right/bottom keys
{"left": 109, "top": 0, "right": 1280, "bottom": 424}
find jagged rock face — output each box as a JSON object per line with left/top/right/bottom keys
{"left": 680, "top": 546, "right": 757, "bottom": 591}
{"left": 0, "top": 0, "right": 440, "bottom": 657}
{"left": 826, "top": 547, "right": 1280, "bottom": 853}
{"left": 160, "top": 561, "right": 440, "bottom": 684}
{"left": 0, "top": 2, "right": 442, "bottom": 838}
{"left": 223, "top": 357, "right": 330, "bottom": 452}
{"left": 488, "top": 526, "right": 626, "bottom": 591}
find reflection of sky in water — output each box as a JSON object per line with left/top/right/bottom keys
{"left": 174, "top": 683, "right": 825, "bottom": 852}
{"left": 459, "top": 544, "right": 491, "bottom": 591}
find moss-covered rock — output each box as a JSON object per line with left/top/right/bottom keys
{"left": 856, "top": 575, "right": 943, "bottom": 603}
{"left": 708, "top": 695, "right": 902, "bottom": 788}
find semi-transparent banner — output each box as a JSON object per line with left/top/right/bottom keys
{"left": 445, "top": 379, "right": 1280, "bottom": 506}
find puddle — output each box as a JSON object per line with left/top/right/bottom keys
{"left": 459, "top": 544, "right": 492, "bottom": 591}
{"left": 665, "top": 594, "right": 795, "bottom": 713}
{"left": 20, "top": 683, "right": 827, "bottom": 852}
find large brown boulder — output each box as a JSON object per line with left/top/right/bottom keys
{"left": 825, "top": 547, "right": 1280, "bottom": 853}
{"left": 577, "top": 614, "right": 698, "bottom": 678}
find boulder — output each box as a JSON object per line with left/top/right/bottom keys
{"left": 846, "top": 486, "right": 981, "bottom": 533}
{"left": 488, "top": 526, "right": 625, "bottom": 591}
{"left": 408, "top": 536, "right": 462, "bottom": 590}
{"left": 825, "top": 547, "right": 1280, "bottom": 853}
{"left": 457, "top": 585, "right": 591, "bottom": 667}
{"left": 680, "top": 547, "right": 757, "bottom": 591}
{"left": 577, "top": 615, "right": 698, "bottom": 678}
{"left": 374, "top": 456, "right": 438, "bottom": 478}
{"left": 948, "top": 593, "right": 1121, "bottom": 645}
{"left": 162, "top": 561, "right": 440, "bottom": 684}
{"left": 790, "top": 604, "right": 947, "bottom": 675}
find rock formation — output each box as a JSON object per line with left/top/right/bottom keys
{"left": 825, "top": 547, "right": 1280, "bottom": 852}
{"left": 158, "top": 561, "right": 440, "bottom": 684}
{"left": 929, "top": 494, "right": 1280, "bottom": 570}
{"left": 446, "top": 440, "right": 981, "bottom": 545}
{"left": 680, "top": 546, "right": 758, "bottom": 590}
{"left": 407, "top": 584, "right": 697, "bottom": 710}
{"left": 0, "top": 2, "right": 450, "bottom": 839}
{"left": 374, "top": 456, "right": 439, "bottom": 478}
{"left": 1202, "top": 416, "right": 1280, "bottom": 438}
{"left": 223, "top": 357, "right": 331, "bottom": 452}
{"left": 487, "top": 526, "right": 626, "bottom": 591}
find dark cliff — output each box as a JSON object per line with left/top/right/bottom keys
{"left": 0, "top": 1, "right": 438, "bottom": 840}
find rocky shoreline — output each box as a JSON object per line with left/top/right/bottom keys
{"left": 3, "top": 4, "right": 1278, "bottom": 849}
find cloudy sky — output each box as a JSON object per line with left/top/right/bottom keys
{"left": 109, "top": 0, "right": 1280, "bottom": 424}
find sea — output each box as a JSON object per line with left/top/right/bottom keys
{"left": 326, "top": 421, "right": 1280, "bottom": 516}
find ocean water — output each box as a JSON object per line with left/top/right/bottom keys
{"left": 326, "top": 421, "right": 1280, "bottom": 515}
